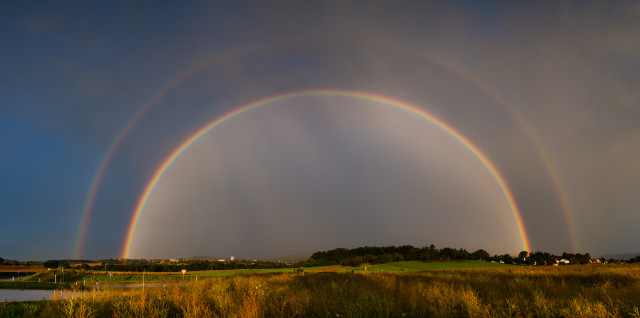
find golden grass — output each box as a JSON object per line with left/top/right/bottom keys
{"left": 2, "top": 265, "right": 640, "bottom": 317}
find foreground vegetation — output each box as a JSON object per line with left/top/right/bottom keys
{"left": 2, "top": 264, "right": 640, "bottom": 317}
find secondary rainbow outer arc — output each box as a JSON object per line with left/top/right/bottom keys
{"left": 78, "top": 38, "right": 565, "bottom": 258}
{"left": 371, "top": 41, "right": 579, "bottom": 253}
{"left": 122, "top": 90, "right": 532, "bottom": 259}
{"left": 73, "top": 43, "right": 275, "bottom": 259}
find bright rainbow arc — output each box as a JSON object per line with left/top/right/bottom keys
{"left": 73, "top": 44, "right": 274, "bottom": 259}
{"left": 372, "top": 41, "right": 579, "bottom": 252}
{"left": 122, "top": 89, "right": 531, "bottom": 259}
{"left": 80, "top": 38, "right": 571, "bottom": 259}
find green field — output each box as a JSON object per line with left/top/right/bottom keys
{"left": 345, "top": 260, "right": 515, "bottom": 272}
{"left": 190, "top": 265, "right": 338, "bottom": 276}
{"left": 14, "top": 261, "right": 511, "bottom": 288}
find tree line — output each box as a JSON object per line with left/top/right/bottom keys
{"left": 300, "top": 245, "right": 606, "bottom": 267}
{"left": 33, "top": 248, "right": 640, "bottom": 272}
{"left": 302, "top": 245, "right": 489, "bottom": 267}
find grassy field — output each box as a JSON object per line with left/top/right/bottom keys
{"left": 2, "top": 264, "right": 640, "bottom": 317}
{"left": 344, "top": 260, "right": 514, "bottom": 272}
{"left": 14, "top": 261, "right": 512, "bottom": 286}
{"left": 0, "top": 266, "right": 45, "bottom": 273}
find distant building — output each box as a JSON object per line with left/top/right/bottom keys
{"left": 230, "top": 256, "right": 235, "bottom": 261}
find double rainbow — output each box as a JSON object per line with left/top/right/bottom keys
{"left": 77, "top": 39, "right": 577, "bottom": 258}
{"left": 121, "top": 89, "right": 532, "bottom": 258}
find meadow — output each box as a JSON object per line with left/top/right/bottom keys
{"left": 2, "top": 262, "right": 640, "bottom": 317}
{"left": 4, "top": 260, "right": 512, "bottom": 287}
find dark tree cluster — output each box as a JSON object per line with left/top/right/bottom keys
{"left": 304, "top": 245, "right": 491, "bottom": 267}
{"left": 43, "top": 260, "right": 70, "bottom": 269}
{"left": 302, "top": 245, "right": 615, "bottom": 267}
{"left": 628, "top": 255, "right": 640, "bottom": 263}
{"left": 484, "top": 252, "right": 591, "bottom": 265}
{"left": 0, "top": 257, "right": 26, "bottom": 266}
{"left": 560, "top": 252, "right": 593, "bottom": 265}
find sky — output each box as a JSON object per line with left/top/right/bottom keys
{"left": 1, "top": 1, "right": 639, "bottom": 261}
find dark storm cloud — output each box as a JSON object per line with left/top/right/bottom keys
{"left": 0, "top": 1, "right": 638, "bottom": 259}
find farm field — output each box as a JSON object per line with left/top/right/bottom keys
{"left": 2, "top": 264, "right": 640, "bottom": 317}
{"left": 347, "top": 260, "right": 515, "bottom": 272}
{"left": 5, "top": 261, "right": 513, "bottom": 287}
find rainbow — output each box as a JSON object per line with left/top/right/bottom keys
{"left": 73, "top": 43, "right": 275, "bottom": 259}
{"left": 122, "top": 89, "right": 532, "bottom": 259}
{"left": 372, "top": 41, "right": 579, "bottom": 252}
{"left": 78, "top": 39, "right": 575, "bottom": 258}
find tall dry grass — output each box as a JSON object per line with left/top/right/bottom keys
{"left": 2, "top": 265, "right": 640, "bottom": 317}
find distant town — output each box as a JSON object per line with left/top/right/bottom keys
{"left": 2, "top": 245, "right": 639, "bottom": 273}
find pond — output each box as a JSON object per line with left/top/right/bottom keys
{"left": 0, "top": 289, "right": 58, "bottom": 302}
{"left": 0, "top": 272, "right": 36, "bottom": 281}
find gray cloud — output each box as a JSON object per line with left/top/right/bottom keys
{"left": 1, "top": 1, "right": 638, "bottom": 259}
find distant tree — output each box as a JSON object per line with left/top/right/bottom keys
{"left": 292, "top": 260, "right": 308, "bottom": 267}
{"left": 397, "top": 245, "right": 418, "bottom": 260}
{"left": 342, "top": 257, "right": 363, "bottom": 267}
{"left": 440, "top": 248, "right": 456, "bottom": 259}
{"left": 457, "top": 248, "right": 471, "bottom": 260}
{"left": 498, "top": 254, "right": 515, "bottom": 264}
{"left": 471, "top": 249, "right": 490, "bottom": 260}
{"left": 420, "top": 245, "right": 438, "bottom": 260}
{"left": 363, "top": 254, "right": 377, "bottom": 264}
{"left": 518, "top": 251, "right": 529, "bottom": 259}
{"left": 575, "top": 253, "right": 591, "bottom": 265}
{"left": 529, "top": 252, "right": 555, "bottom": 266}
{"left": 43, "top": 260, "right": 59, "bottom": 268}
{"left": 379, "top": 254, "right": 393, "bottom": 264}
